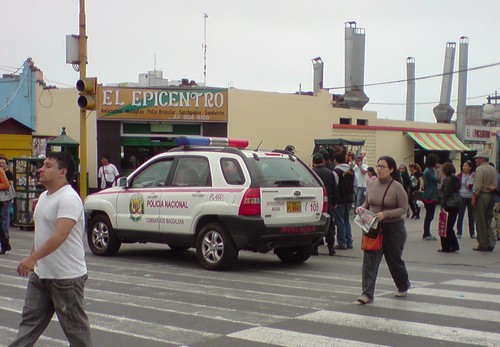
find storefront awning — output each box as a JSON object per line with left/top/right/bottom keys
{"left": 405, "top": 132, "right": 471, "bottom": 151}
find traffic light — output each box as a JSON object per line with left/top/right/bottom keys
{"left": 76, "top": 77, "right": 97, "bottom": 110}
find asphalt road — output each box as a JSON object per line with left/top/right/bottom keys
{"left": 0, "top": 215, "right": 499, "bottom": 347}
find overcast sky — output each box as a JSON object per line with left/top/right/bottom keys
{"left": 2, "top": 0, "right": 500, "bottom": 123}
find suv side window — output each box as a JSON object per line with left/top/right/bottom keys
{"left": 132, "top": 159, "right": 173, "bottom": 187}
{"left": 172, "top": 157, "right": 210, "bottom": 186}
{"left": 221, "top": 158, "right": 245, "bottom": 185}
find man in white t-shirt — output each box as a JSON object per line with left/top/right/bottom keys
{"left": 353, "top": 154, "right": 368, "bottom": 208}
{"left": 10, "top": 152, "right": 92, "bottom": 346}
{"left": 98, "top": 154, "right": 119, "bottom": 190}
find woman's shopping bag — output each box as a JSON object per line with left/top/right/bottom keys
{"left": 438, "top": 209, "right": 448, "bottom": 237}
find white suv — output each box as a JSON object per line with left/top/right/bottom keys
{"left": 84, "top": 136, "right": 330, "bottom": 270}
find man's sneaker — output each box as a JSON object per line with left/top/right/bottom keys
{"left": 395, "top": 290, "right": 408, "bottom": 297}
{"left": 424, "top": 235, "right": 437, "bottom": 241}
{"left": 328, "top": 246, "right": 336, "bottom": 256}
{"left": 357, "top": 294, "right": 372, "bottom": 304}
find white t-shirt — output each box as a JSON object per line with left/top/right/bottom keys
{"left": 33, "top": 185, "right": 87, "bottom": 279}
{"left": 98, "top": 163, "right": 119, "bottom": 189}
{"left": 353, "top": 163, "right": 368, "bottom": 188}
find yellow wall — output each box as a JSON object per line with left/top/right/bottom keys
{"left": 35, "top": 86, "right": 459, "bottom": 188}
{"left": 227, "top": 88, "right": 456, "bottom": 167}
{"left": 0, "top": 134, "right": 32, "bottom": 159}
{"left": 36, "top": 86, "right": 98, "bottom": 186}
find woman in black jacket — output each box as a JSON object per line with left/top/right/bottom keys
{"left": 438, "top": 162, "right": 461, "bottom": 253}
{"left": 399, "top": 165, "right": 411, "bottom": 217}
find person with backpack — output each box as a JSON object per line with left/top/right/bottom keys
{"left": 333, "top": 152, "right": 355, "bottom": 249}
{"left": 311, "top": 153, "right": 339, "bottom": 256}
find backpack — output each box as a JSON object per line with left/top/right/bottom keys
{"left": 334, "top": 167, "right": 354, "bottom": 203}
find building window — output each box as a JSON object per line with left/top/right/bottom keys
{"left": 339, "top": 118, "right": 352, "bottom": 125}
{"left": 357, "top": 119, "right": 367, "bottom": 125}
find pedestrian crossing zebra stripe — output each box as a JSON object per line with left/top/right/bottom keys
{"left": 409, "top": 287, "right": 500, "bottom": 303}
{"left": 443, "top": 279, "right": 499, "bottom": 289}
{"left": 373, "top": 297, "right": 500, "bottom": 322}
{"left": 0, "top": 295, "right": 220, "bottom": 346}
{"left": 299, "top": 310, "right": 500, "bottom": 346}
{"left": 0, "top": 326, "right": 67, "bottom": 347}
{"left": 477, "top": 273, "right": 500, "bottom": 279}
{"left": 228, "top": 327, "right": 388, "bottom": 347}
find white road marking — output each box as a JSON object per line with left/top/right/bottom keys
{"left": 228, "top": 326, "right": 389, "bottom": 347}
{"left": 300, "top": 310, "right": 500, "bottom": 346}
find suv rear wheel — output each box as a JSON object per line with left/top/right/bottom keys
{"left": 88, "top": 215, "right": 122, "bottom": 256}
{"left": 196, "top": 223, "right": 238, "bottom": 271}
{"left": 275, "top": 246, "right": 313, "bottom": 264}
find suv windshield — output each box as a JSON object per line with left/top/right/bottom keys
{"left": 255, "top": 157, "right": 318, "bottom": 187}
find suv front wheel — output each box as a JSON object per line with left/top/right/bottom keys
{"left": 196, "top": 223, "right": 238, "bottom": 271}
{"left": 87, "top": 215, "right": 122, "bottom": 256}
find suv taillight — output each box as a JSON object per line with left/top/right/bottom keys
{"left": 238, "top": 188, "right": 261, "bottom": 216}
{"left": 322, "top": 187, "right": 328, "bottom": 213}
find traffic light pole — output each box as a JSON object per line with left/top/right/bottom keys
{"left": 79, "top": 0, "right": 88, "bottom": 198}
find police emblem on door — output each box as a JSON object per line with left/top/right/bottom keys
{"left": 129, "top": 194, "right": 145, "bottom": 222}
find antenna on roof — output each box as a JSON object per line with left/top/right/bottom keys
{"left": 255, "top": 140, "right": 263, "bottom": 151}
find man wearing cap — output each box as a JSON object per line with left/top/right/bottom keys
{"left": 471, "top": 150, "right": 497, "bottom": 251}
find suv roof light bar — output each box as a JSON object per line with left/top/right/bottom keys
{"left": 176, "top": 136, "right": 249, "bottom": 149}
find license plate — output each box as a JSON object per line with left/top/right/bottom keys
{"left": 287, "top": 201, "right": 301, "bottom": 213}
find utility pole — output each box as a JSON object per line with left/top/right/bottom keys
{"left": 203, "top": 13, "right": 208, "bottom": 86}
{"left": 78, "top": 0, "right": 88, "bottom": 198}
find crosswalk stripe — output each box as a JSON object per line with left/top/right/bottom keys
{"left": 89, "top": 311, "right": 219, "bottom": 345}
{"left": 300, "top": 310, "right": 500, "bottom": 346}
{"left": 373, "top": 297, "right": 500, "bottom": 322}
{"left": 0, "top": 325, "right": 68, "bottom": 347}
{"left": 87, "top": 288, "right": 285, "bottom": 326}
{"left": 477, "top": 273, "right": 500, "bottom": 279}
{"left": 228, "top": 327, "right": 389, "bottom": 347}
{"left": 88, "top": 271, "right": 334, "bottom": 308}
{"left": 0, "top": 296, "right": 219, "bottom": 346}
{"left": 409, "top": 287, "right": 500, "bottom": 303}
{"left": 442, "top": 279, "right": 499, "bottom": 289}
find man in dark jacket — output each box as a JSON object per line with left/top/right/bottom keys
{"left": 312, "top": 153, "right": 339, "bottom": 256}
{"left": 333, "top": 152, "right": 355, "bottom": 249}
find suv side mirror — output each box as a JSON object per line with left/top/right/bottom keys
{"left": 117, "top": 177, "right": 128, "bottom": 188}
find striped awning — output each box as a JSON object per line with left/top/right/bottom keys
{"left": 406, "top": 132, "right": 471, "bottom": 151}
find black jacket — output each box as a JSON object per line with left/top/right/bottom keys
{"left": 313, "top": 165, "right": 340, "bottom": 206}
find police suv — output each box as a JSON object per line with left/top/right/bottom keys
{"left": 84, "top": 136, "right": 330, "bottom": 270}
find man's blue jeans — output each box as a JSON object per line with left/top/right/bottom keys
{"left": 9, "top": 273, "right": 92, "bottom": 347}
{"left": 333, "top": 203, "right": 353, "bottom": 247}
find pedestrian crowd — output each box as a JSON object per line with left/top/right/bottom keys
{"left": 0, "top": 145, "right": 498, "bottom": 345}
{"left": 309, "top": 145, "right": 499, "bottom": 304}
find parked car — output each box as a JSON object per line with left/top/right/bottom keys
{"left": 84, "top": 136, "right": 330, "bottom": 270}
